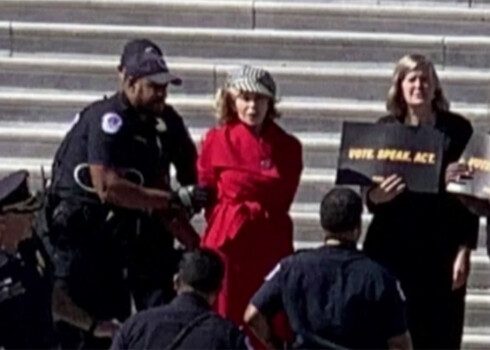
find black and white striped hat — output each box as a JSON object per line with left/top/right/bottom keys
{"left": 227, "top": 65, "right": 277, "bottom": 99}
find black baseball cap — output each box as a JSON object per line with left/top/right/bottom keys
{"left": 120, "top": 38, "right": 182, "bottom": 86}
{"left": 0, "top": 170, "right": 43, "bottom": 214}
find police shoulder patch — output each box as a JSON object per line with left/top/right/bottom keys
{"left": 101, "top": 112, "right": 123, "bottom": 134}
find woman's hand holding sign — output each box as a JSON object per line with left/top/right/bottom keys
{"left": 445, "top": 161, "right": 473, "bottom": 185}
{"left": 446, "top": 161, "right": 490, "bottom": 216}
{"left": 368, "top": 174, "right": 406, "bottom": 205}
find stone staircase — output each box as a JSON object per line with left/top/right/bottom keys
{"left": 0, "top": 0, "right": 489, "bottom": 348}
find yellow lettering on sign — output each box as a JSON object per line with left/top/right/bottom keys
{"left": 468, "top": 157, "right": 490, "bottom": 172}
{"left": 377, "top": 148, "right": 394, "bottom": 160}
{"left": 348, "top": 148, "right": 375, "bottom": 160}
{"left": 396, "top": 150, "right": 412, "bottom": 162}
{"left": 413, "top": 152, "right": 435, "bottom": 164}
{"left": 377, "top": 149, "right": 412, "bottom": 162}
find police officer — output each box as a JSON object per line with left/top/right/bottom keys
{"left": 38, "top": 39, "right": 204, "bottom": 348}
{"left": 117, "top": 39, "right": 201, "bottom": 311}
{"left": 244, "top": 188, "right": 412, "bottom": 350}
{"left": 111, "top": 248, "right": 247, "bottom": 350}
{"left": 0, "top": 170, "right": 54, "bottom": 349}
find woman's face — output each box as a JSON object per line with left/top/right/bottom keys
{"left": 232, "top": 89, "right": 270, "bottom": 127}
{"left": 400, "top": 66, "right": 436, "bottom": 109}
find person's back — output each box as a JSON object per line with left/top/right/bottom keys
{"left": 111, "top": 248, "right": 247, "bottom": 350}
{"left": 263, "top": 245, "right": 405, "bottom": 349}
{"left": 113, "top": 292, "right": 245, "bottom": 349}
{"left": 245, "top": 188, "right": 411, "bottom": 350}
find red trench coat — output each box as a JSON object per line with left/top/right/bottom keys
{"left": 198, "top": 120, "right": 303, "bottom": 327}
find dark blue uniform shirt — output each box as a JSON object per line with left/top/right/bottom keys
{"left": 111, "top": 292, "right": 247, "bottom": 350}
{"left": 41, "top": 91, "right": 197, "bottom": 318}
{"left": 251, "top": 244, "right": 408, "bottom": 349}
{"left": 0, "top": 237, "right": 54, "bottom": 349}
{"left": 51, "top": 92, "right": 196, "bottom": 202}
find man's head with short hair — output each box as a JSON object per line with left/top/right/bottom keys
{"left": 320, "top": 188, "right": 362, "bottom": 241}
{"left": 174, "top": 248, "right": 225, "bottom": 304}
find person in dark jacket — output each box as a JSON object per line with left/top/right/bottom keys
{"left": 362, "top": 53, "right": 479, "bottom": 350}
{"left": 245, "top": 188, "right": 411, "bottom": 350}
{"left": 37, "top": 38, "right": 206, "bottom": 349}
{"left": 111, "top": 248, "right": 248, "bottom": 350}
{"left": 0, "top": 170, "right": 55, "bottom": 349}
{"left": 117, "top": 38, "right": 201, "bottom": 311}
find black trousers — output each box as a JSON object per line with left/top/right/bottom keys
{"left": 38, "top": 197, "right": 181, "bottom": 348}
{"left": 127, "top": 215, "right": 182, "bottom": 311}
{"left": 403, "top": 281, "right": 466, "bottom": 350}
{"left": 55, "top": 321, "right": 112, "bottom": 350}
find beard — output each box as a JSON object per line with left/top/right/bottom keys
{"left": 136, "top": 98, "right": 166, "bottom": 117}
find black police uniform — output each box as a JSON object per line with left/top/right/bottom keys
{"left": 0, "top": 237, "right": 54, "bottom": 349}
{"left": 39, "top": 91, "right": 195, "bottom": 347}
{"left": 250, "top": 244, "right": 408, "bottom": 349}
{"left": 0, "top": 171, "right": 54, "bottom": 349}
{"left": 130, "top": 106, "right": 197, "bottom": 311}
{"left": 110, "top": 292, "right": 247, "bottom": 350}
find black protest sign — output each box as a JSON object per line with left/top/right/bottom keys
{"left": 446, "top": 131, "right": 490, "bottom": 199}
{"left": 335, "top": 122, "right": 445, "bottom": 193}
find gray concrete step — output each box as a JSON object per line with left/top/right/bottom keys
{"left": 0, "top": 22, "right": 438, "bottom": 63}
{"left": 466, "top": 288, "right": 490, "bottom": 328}
{"left": 0, "top": 0, "right": 254, "bottom": 28}
{"left": 256, "top": 1, "right": 490, "bottom": 35}
{"left": 0, "top": 120, "right": 340, "bottom": 158}
{"left": 3, "top": 22, "right": 490, "bottom": 68}
{"left": 1, "top": 55, "right": 490, "bottom": 104}
{"left": 0, "top": 1, "right": 485, "bottom": 35}
{"left": 0, "top": 88, "right": 486, "bottom": 130}
{"left": 463, "top": 326, "right": 490, "bottom": 350}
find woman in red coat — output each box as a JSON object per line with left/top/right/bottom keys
{"left": 198, "top": 65, "right": 303, "bottom": 330}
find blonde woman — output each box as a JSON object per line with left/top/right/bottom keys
{"left": 363, "top": 54, "right": 478, "bottom": 349}
{"left": 197, "top": 65, "right": 303, "bottom": 338}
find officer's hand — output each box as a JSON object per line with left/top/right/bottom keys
{"left": 167, "top": 215, "right": 201, "bottom": 250}
{"left": 446, "top": 161, "right": 472, "bottom": 185}
{"left": 93, "top": 318, "right": 122, "bottom": 339}
{"left": 368, "top": 174, "right": 406, "bottom": 205}
{"left": 174, "top": 185, "right": 213, "bottom": 216}
{"left": 191, "top": 185, "right": 213, "bottom": 208}
{"left": 0, "top": 213, "right": 34, "bottom": 253}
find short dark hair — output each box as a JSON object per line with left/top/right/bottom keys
{"left": 320, "top": 188, "right": 362, "bottom": 234}
{"left": 178, "top": 248, "right": 225, "bottom": 294}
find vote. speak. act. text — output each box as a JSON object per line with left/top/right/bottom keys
{"left": 348, "top": 148, "right": 435, "bottom": 164}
